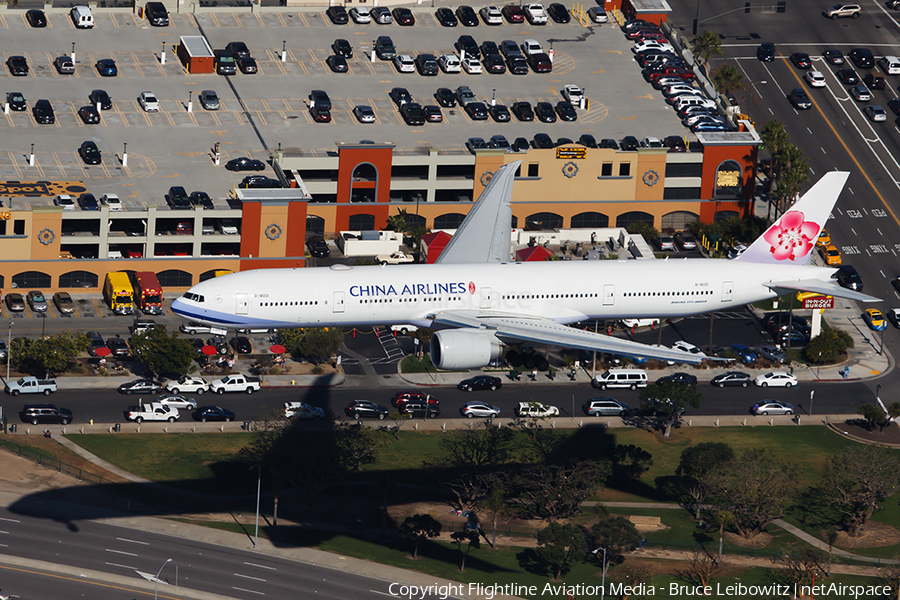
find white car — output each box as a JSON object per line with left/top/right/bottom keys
{"left": 349, "top": 6, "right": 371, "bottom": 23}
{"left": 666, "top": 89, "right": 704, "bottom": 104}
{"left": 219, "top": 218, "right": 239, "bottom": 234}
{"left": 393, "top": 55, "right": 415, "bottom": 73}
{"left": 376, "top": 251, "right": 414, "bottom": 264}
{"left": 752, "top": 400, "right": 795, "bottom": 416}
{"left": 439, "top": 54, "right": 461, "bottom": 73}
{"left": 153, "top": 392, "right": 199, "bottom": 409}
{"left": 100, "top": 193, "right": 122, "bottom": 211}
{"left": 804, "top": 71, "right": 826, "bottom": 88}
{"left": 516, "top": 402, "right": 560, "bottom": 418}
{"left": 754, "top": 371, "right": 798, "bottom": 388}
{"left": 587, "top": 6, "right": 608, "bottom": 22}
{"left": 621, "top": 318, "right": 660, "bottom": 328}
{"left": 54, "top": 194, "right": 76, "bottom": 210}
{"left": 524, "top": 3, "right": 548, "bottom": 24}
{"left": 673, "top": 340, "right": 704, "bottom": 357}
{"left": 522, "top": 39, "right": 544, "bottom": 56}
{"left": 462, "top": 55, "right": 483, "bottom": 74}
{"left": 662, "top": 84, "right": 699, "bottom": 98}
{"left": 138, "top": 91, "right": 160, "bottom": 112}
{"left": 878, "top": 55, "right": 900, "bottom": 75}
{"left": 480, "top": 5, "right": 503, "bottom": 24}
{"left": 865, "top": 105, "right": 887, "bottom": 122}
{"left": 283, "top": 401, "right": 325, "bottom": 419}
{"left": 165, "top": 376, "right": 210, "bottom": 395}
{"left": 563, "top": 84, "right": 585, "bottom": 105}
{"left": 633, "top": 40, "right": 674, "bottom": 54}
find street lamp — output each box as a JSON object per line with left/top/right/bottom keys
{"left": 71, "top": 42, "right": 75, "bottom": 61}
{"left": 250, "top": 465, "right": 261, "bottom": 549}
{"left": 592, "top": 547, "right": 608, "bottom": 599}
{"left": 7, "top": 320, "right": 12, "bottom": 382}
{"left": 154, "top": 558, "right": 172, "bottom": 600}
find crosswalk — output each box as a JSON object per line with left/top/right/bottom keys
{"left": 374, "top": 327, "right": 405, "bottom": 363}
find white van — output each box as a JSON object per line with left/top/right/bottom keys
{"left": 591, "top": 368, "right": 649, "bottom": 390}
{"left": 71, "top": 6, "right": 94, "bottom": 28}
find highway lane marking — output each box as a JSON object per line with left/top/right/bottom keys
{"left": 233, "top": 586, "right": 265, "bottom": 595}
{"left": 370, "top": 590, "right": 395, "bottom": 597}
{"left": 244, "top": 561, "right": 276, "bottom": 570}
{"left": 105, "top": 548, "right": 138, "bottom": 556}
{"left": 235, "top": 572, "right": 267, "bottom": 582}
{"left": 105, "top": 562, "right": 137, "bottom": 569}
{"left": 0, "top": 564, "right": 183, "bottom": 599}
{"left": 0, "top": 517, "right": 20, "bottom": 523}
{"left": 116, "top": 537, "right": 149, "bottom": 545}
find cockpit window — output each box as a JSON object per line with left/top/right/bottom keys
{"left": 182, "top": 292, "right": 205, "bottom": 303}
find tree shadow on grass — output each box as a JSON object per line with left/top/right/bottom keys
{"left": 516, "top": 548, "right": 550, "bottom": 577}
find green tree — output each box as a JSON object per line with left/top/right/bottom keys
{"left": 805, "top": 328, "right": 853, "bottom": 364}
{"left": 129, "top": 326, "right": 195, "bottom": 378}
{"left": 334, "top": 422, "right": 387, "bottom": 472}
{"left": 612, "top": 444, "right": 653, "bottom": 490}
{"left": 507, "top": 459, "right": 610, "bottom": 521}
{"left": 11, "top": 332, "right": 90, "bottom": 377}
{"left": 586, "top": 517, "right": 643, "bottom": 565}
{"left": 691, "top": 30, "right": 722, "bottom": 68}
{"left": 713, "top": 64, "right": 745, "bottom": 96}
{"left": 480, "top": 482, "right": 506, "bottom": 549}
{"left": 857, "top": 403, "right": 888, "bottom": 431}
{"left": 385, "top": 209, "right": 414, "bottom": 234}
{"left": 625, "top": 220, "right": 660, "bottom": 241}
{"left": 773, "top": 143, "right": 810, "bottom": 217}
{"left": 399, "top": 514, "right": 442, "bottom": 559}
{"left": 639, "top": 380, "right": 703, "bottom": 437}
{"left": 279, "top": 328, "right": 344, "bottom": 364}
{"left": 676, "top": 442, "right": 734, "bottom": 519}
{"left": 535, "top": 522, "right": 586, "bottom": 580}
{"left": 438, "top": 423, "right": 515, "bottom": 469}
{"left": 819, "top": 446, "right": 900, "bottom": 537}
{"left": 710, "top": 510, "right": 734, "bottom": 564}
{"left": 450, "top": 529, "right": 481, "bottom": 572}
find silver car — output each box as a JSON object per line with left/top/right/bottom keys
{"left": 154, "top": 393, "right": 198, "bottom": 410}
{"left": 26, "top": 291, "right": 48, "bottom": 312}
{"left": 757, "top": 345, "right": 786, "bottom": 363}
{"left": 752, "top": 400, "right": 795, "bottom": 416}
{"left": 583, "top": 398, "right": 631, "bottom": 416}
{"left": 199, "top": 90, "right": 220, "bottom": 111}
{"left": 372, "top": 6, "right": 392, "bottom": 23}
{"left": 460, "top": 401, "right": 500, "bottom": 418}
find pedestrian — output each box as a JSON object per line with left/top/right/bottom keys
{"left": 227, "top": 357, "right": 235, "bottom": 369}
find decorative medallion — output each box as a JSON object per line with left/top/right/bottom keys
{"left": 468, "top": 281, "right": 476, "bottom": 294}
{"left": 643, "top": 169, "right": 659, "bottom": 186}
{"left": 562, "top": 162, "right": 579, "bottom": 178}
{"left": 480, "top": 171, "right": 494, "bottom": 186}
{"left": 38, "top": 228, "right": 55, "bottom": 245}
{"left": 265, "top": 223, "right": 282, "bottom": 240}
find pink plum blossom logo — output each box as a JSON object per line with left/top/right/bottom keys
{"left": 468, "top": 281, "right": 476, "bottom": 294}
{"left": 762, "top": 210, "right": 819, "bottom": 261}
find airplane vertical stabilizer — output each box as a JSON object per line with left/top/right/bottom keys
{"left": 435, "top": 160, "right": 522, "bottom": 264}
{"left": 735, "top": 171, "right": 849, "bottom": 265}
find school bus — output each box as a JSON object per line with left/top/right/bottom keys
{"left": 103, "top": 272, "right": 134, "bottom": 316}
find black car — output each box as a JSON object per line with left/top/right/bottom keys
{"left": 392, "top": 7, "right": 415, "bottom": 25}
{"left": 225, "top": 41, "right": 251, "bottom": 59}
{"left": 226, "top": 157, "right": 266, "bottom": 171}
{"left": 26, "top": 9, "right": 47, "bottom": 27}
{"left": 528, "top": 53, "right": 552, "bottom": 73}
{"left": 326, "top": 55, "right": 348, "bottom": 73}
{"left": 167, "top": 186, "right": 192, "bottom": 209}
{"left": 189, "top": 191, "right": 215, "bottom": 209}
{"left": 400, "top": 401, "right": 440, "bottom": 418}
{"left": 535, "top": 101, "right": 557, "bottom": 123}
{"left": 194, "top": 405, "right": 235, "bottom": 422}
{"left": 532, "top": 133, "right": 554, "bottom": 148}
{"left": 512, "top": 137, "right": 530, "bottom": 152}
{"left": 456, "top": 5, "right": 479, "bottom": 26}
{"left": 230, "top": 336, "right": 252, "bottom": 354}
{"left": 512, "top": 101, "right": 534, "bottom": 121}
{"left": 489, "top": 104, "right": 511, "bottom": 122}
{"left": 823, "top": 49, "right": 845, "bottom": 65}
{"left": 78, "top": 105, "right": 100, "bottom": 124}
{"left": 118, "top": 379, "right": 164, "bottom": 395}
{"left": 490, "top": 134, "right": 510, "bottom": 149}
{"left": 863, "top": 72, "right": 885, "bottom": 90}
{"left": 416, "top": 54, "right": 439, "bottom": 76}
{"left": 656, "top": 372, "right": 698, "bottom": 386}
{"left": 214, "top": 50, "right": 236, "bottom": 75}
{"left": 435, "top": 88, "right": 457, "bottom": 107}
{"left": 756, "top": 42, "right": 775, "bottom": 62}
{"left": 237, "top": 55, "right": 258, "bottom": 74}
{"left": 326, "top": 5, "right": 349, "bottom": 24}
{"left": 401, "top": 103, "right": 427, "bottom": 126}
{"left": 888, "top": 99, "right": 900, "bottom": 116}
{"left": 458, "top": 375, "right": 502, "bottom": 392}
{"left": 345, "top": 400, "right": 390, "bottom": 420}
{"left": 788, "top": 88, "right": 812, "bottom": 110}
{"left": 621, "top": 136, "right": 640, "bottom": 151}
{"left": 849, "top": 47, "right": 874, "bottom": 68}
{"left": 555, "top": 101, "right": 577, "bottom": 121}
{"left": 390, "top": 87, "right": 412, "bottom": 106}
{"left": 89, "top": 89, "right": 113, "bottom": 110}
{"left": 836, "top": 264, "right": 863, "bottom": 290}
{"left": 6, "top": 92, "right": 26, "bottom": 112}
{"left": 435, "top": 7, "right": 458, "bottom": 26}
{"left": 710, "top": 371, "right": 751, "bottom": 388}
{"left": 465, "top": 102, "right": 489, "bottom": 120}
{"left": 423, "top": 105, "right": 443, "bottom": 122}
{"left": 481, "top": 41, "right": 499, "bottom": 57}
{"left": 307, "top": 237, "right": 330, "bottom": 257}
{"left": 600, "top": 138, "right": 619, "bottom": 149}
{"left": 547, "top": 3, "right": 570, "bottom": 22}
{"left": 555, "top": 137, "right": 574, "bottom": 147}
{"left": 484, "top": 53, "right": 506, "bottom": 74}
{"left": 79, "top": 141, "right": 102, "bottom": 165}
{"left": 790, "top": 53, "right": 812, "bottom": 69}
{"left": 7, "top": 56, "right": 28, "bottom": 77}
{"left": 20, "top": 403, "right": 72, "bottom": 425}
{"left": 507, "top": 56, "right": 529, "bottom": 74}
{"left": 578, "top": 134, "right": 598, "bottom": 148}
{"left": 309, "top": 90, "right": 332, "bottom": 112}
{"left": 32, "top": 99, "right": 54, "bottom": 124}
{"left": 207, "top": 337, "right": 229, "bottom": 354}
{"left": 332, "top": 39, "right": 353, "bottom": 58}
{"left": 836, "top": 69, "right": 859, "bottom": 84}
{"left": 240, "top": 175, "right": 282, "bottom": 189}
{"left": 96, "top": 59, "right": 118, "bottom": 76}
{"left": 457, "top": 35, "right": 480, "bottom": 59}
{"left": 106, "top": 337, "right": 130, "bottom": 356}
{"left": 145, "top": 1, "right": 169, "bottom": 25}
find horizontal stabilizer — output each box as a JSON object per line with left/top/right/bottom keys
{"left": 764, "top": 279, "right": 880, "bottom": 303}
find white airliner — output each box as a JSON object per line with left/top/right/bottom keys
{"left": 172, "top": 163, "right": 876, "bottom": 369}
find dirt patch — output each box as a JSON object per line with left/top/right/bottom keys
{"left": 834, "top": 521, "right": 900, "bottom": 549}
{"left": 835, "top": 419, "right": 900, "bottom": 445}
{"left": 723, "top": 530, "right": 773, "bottom": 548}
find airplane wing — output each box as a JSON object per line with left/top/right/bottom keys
{"left": 431, "top": 310, "right": 705, "bottom": 364}
{"left": 435, "top": 160, "right": 521, "bottom": 264}
{"left": 764, "top": 279, "right": 880, "bottom": 303}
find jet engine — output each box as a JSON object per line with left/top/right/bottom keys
{"left": 430, "top": 329, "right": 502, "bottom": 370}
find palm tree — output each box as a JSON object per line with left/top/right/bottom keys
{"left": 713, "top": 64, "right": 745, "bottom": 96}
{"left": 691, "top": 30, "right": 723, "bottom": 68}
{"left": 384, "top": 209, "right": 413, "bottom": 234}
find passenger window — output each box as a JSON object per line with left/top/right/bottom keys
{"left": 619, "top": 163, "right": 631, "bottom": 177}
{"left": 601, "top": 162, "right": 612, "bottom": 177}
{"left": 527, "top": 163, "right": 539, "bottom": 177}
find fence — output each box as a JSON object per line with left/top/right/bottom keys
{"left": 0, "top": 439, "right": 113, "bottom": 486}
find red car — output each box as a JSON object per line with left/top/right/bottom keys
{"left": 625, "top": 26, "right": 660, "bottom": 40}
{"left": 647, "top": 67, "right": 694, "bottom": 82}
{"left": 391, "top": 391, "right": 438, "bottom": 408}
{"left": 502, "top": 4, "right": 525, "bottom": 22}
{"left": 310, "top": 105, "right": 332, "bottom": 123}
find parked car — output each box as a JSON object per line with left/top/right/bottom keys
{"left": 710, "top": 371, "right": 751, "bottom": 388}
{"left": 757, "top": 345, "right": 786, "bottom": 363}
{"left": 754, "top": 371, "right": 798, "bottom": 388}
{"left": 655, "top": 372, "right": 697, "bottom": 386}
{"left": 583, "top": 398, "right": 631, "bottom": 417}
{"left": 165, "top": 376, "right": 210, "bottom": 395}
{"left": 751, "top": 400, "right": 795, "bottom": 416}
{"left": 26, "top": 291, "right": 48, "bottom": 312}
{"left": 153, "top": 393, "right": 198, "bottom": 410}
{"left": 458, "top": 375, "right": 502, "bottom": 392}
{"left": 193, "top": 405, "right": 236, "bottom": 422}
{"left": 118, "top": 379, "right": 164, "bottom": 395}
{"left": 730, "top": 344, "right": 757, "bottom": 364}
{"left": 283, "top": 401, "right": 325, "bottom": 419}
{"left": 459, "top": 401, "right": 501, "bottom": 418}
{"left": 345, "top": 400, "right": 390, "bottom": 420}
{"left": 53, "top": 292, "right": 75, "bottom": 314}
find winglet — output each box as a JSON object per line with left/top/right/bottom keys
{"left": 736, "top": 171, "right": 849, "bottom": 265}
{"left": 435, "top": 160, "right": 521, "bottom": 264}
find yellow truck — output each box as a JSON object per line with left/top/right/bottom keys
{"left": 103, "top": 272, "right": 135, "bottom": 316}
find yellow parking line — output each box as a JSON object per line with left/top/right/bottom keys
{"left": 0, "top": 15, "right": 7, "bottom": 29}
{"left": 110, "top": 14, "right": 120, "bottom": 28}
{"left": 277, "top": 13, "right": 287, "bottom": 27}
{"left": 255, "top": 112, "right": 266, "bottom": 125}
{"left": 299, "top": 13, "right": 309, "bottom": 26}
{"left": 210, "top": 13, "right": 220, "bottom": 27}
{"left": 165, "top": 111, "right": 175, "bottom": 126}
{"left": 255, "top": 13, "right": 264, "bottom": 26}
{"left": 233, "top": 13, "right": 242, "bottom": 27}
{"left": 132, "top": 52, "right": 145, "bottom": 78}
{"left": 6, "top": 152, "right": 22, "bottom": 176}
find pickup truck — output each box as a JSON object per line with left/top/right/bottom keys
{"left": 516, "top": 401, "right": 560, "bottom": 418}
{"left": 376, "top": 251, "right": 414, "bottom": 265}
{"left": 209, "top": 374, "right": 262, "bottom": 394}
{"left": 125, "top": 402, "right": 180, "bottom": 423}
{"left": 5, "top": 377, "right": 57, "bottom": 396}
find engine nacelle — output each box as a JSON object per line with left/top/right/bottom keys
{"left": 430, "top": 329, "right": 502, "bottom": 370}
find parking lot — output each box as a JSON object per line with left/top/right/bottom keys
{"left": 0, "top": 5, "right": 696, "bottom": 206}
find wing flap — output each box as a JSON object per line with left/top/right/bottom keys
{"left": 764, "top": 279, "right": 880, "bottom": 303}
{"left": 432, "top": 310, "right": 705, "bottom": 364}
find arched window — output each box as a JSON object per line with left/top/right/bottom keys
{"left": 616, "top": 211, "right": 654, "bottom": 229}
{"left": 352, "top": 163, "right": 377, "bottom": 182}
{"left": 433, "top": 213, "right": 466, "bottom": 229}
{"left": 306, "top": 215, "right": 325, "bottom": 236}
{"left": 348, "top": 214, "right": 376, "bottom": 231}
{"left": 199, "top": 270, "right": 219, "bottom": 282}
{"left": 59, "top": 271, "right": 98, "bottom": 288}
{"left": 0, "top": 275, "right": 6, "bottom": 288}
{"left": 511, "top": 215, "right": 518, "bottom": 229}
{"left": 157, "top": 270, "right": 192, "bottom": 287}
{"left": 525, "top": 212, "right": 563, "bottom": 230}
{"left": 12, "top": 271, "right": 50, "bottom": 289}
{"left": 661, "top": 211, "right": 698, "bottom": 231}
{"left": 715, "top": 210, "right": 740, "bottom": 222}
{"left": 570, "top": 212, "right": 609, "bottom": 229}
